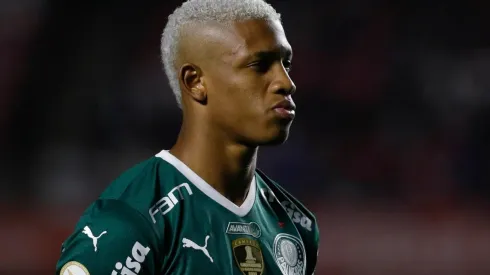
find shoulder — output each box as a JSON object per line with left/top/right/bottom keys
{"left": 256, "top": 169, "right": 320, "bottom": 274}
{"left": 56, "top": 152, "right": 186, "bottom": 274}
{"left": 256, "top": 169, "right": 318, "bottom": 231}
{"left": 256, "top": 169, "right": 319, "bottom": 248}
{"left": 100, "top": 154, "right": 178, "bottom": 198}
{"left": 97, "top": 154, "right": 182, "bottom": 217}
{"left": 56, "top": 199, "right": 160, "bottom": 274}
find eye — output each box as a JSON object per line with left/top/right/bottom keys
{"left": 249, "top": 59, "right": 271, "bottom": 73}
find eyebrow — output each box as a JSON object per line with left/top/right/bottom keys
{"left": 251, "top": 45, "right": 293, "bottom": 60}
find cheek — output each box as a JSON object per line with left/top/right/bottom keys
{"left": 207, "top": 70, "right": 266, "bottom": 118}
{"left": 232, "top": 75, "right": 267, "bottom": 111}
{"left": 219, "top": 81, "right": 257, "bottom": 109}
{"left": 247, "top": 92, "right": 265, "bottom": 115}
{"left": 207, "top": 79, "right": 245, "bottom": 121}
{"left": 233, "top": 85, "right": 265, "bottom": 119}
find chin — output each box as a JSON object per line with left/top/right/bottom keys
{"left": 257, "top": 127, "right": 291, "bottom": 146}
{"left": 241, "top": 120, "right": 293, "bottom": 146}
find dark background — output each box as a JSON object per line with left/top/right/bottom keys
{"left": 1, "top": 0, "right": 490, "bottom": 274}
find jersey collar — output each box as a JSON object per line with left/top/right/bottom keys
{"left": 155, "top": 150, "right": 256, "bottom": 217}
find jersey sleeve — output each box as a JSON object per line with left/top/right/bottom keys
{"left": 276, "top": 184, "right": 320, "bottom": 275}
{"left": 257, "top": 170, "right": 320, "bottom": 275}
{"left": 55, "top": 199, "right": 161, "bottom": 275}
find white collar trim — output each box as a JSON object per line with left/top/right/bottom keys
{"left": 155, "top": 150, "right": 256, "bottom": 217}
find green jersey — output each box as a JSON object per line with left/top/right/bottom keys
{"left": 56, "top": 150, "right": 319, "bottom": 275}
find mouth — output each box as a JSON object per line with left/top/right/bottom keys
{"left": 272, "top": 100, "right": 296, "bottom": 120}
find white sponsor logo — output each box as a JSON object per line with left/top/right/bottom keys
{"left": 149, "top": 183, "right": 193, "bottom": 223}
{"left": 81, "top": 226, "right": 107, "bottom": 252}
{"left": 261, "top": 188, "right": 313, "bottom": 231}
{"left": 281, "top": 201, "right": 313, "bottom": 231}
{"left": 182, "top": 235, "right": 214, "bottom": 263}
{"left": 111, "top": 242, "right": 151, "bottom": 275}
{"left": 226, "top": 222, "right": 262, "bottom": 238}
{"left": 273, "top": 233, "right": 306, "bottom": 275}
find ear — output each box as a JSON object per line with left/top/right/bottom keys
{"left": 179, "top": 63, "right": 206, "bottom": 104}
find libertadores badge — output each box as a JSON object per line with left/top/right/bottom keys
{"left": 59, "top": 261, "right": 90, "bottom": 275}
{"left": 232, "top": 238, "right": 264, "bottom": 275}
{"left": 273, "top": 233, "right": 306, "bottom": 275}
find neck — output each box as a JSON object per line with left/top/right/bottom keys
{"left": 169, "top": 116, "right": 258, "bottom": 206}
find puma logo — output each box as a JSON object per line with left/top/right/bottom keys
{"left": 182, "top": 235, "right": 213, "bottom": 263}
{"left": 82, "top": 226, "right": 107, "bottom": 252}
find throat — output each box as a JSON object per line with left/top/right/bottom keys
{"left": 223, "top": 177, "right": 253, "bottom": 207}
{"left": 169, "top": 122, "right": 259, "bottom": 210}
{"left": 169, "top": 141, "right": 258, "bottom": 208}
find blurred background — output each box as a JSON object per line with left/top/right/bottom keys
{"left": 1, "top": 0, "right": 490, "bottom": 274}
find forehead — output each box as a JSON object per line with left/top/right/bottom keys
{"left": 229, "top": 19, "right": 291, "bottom": 58}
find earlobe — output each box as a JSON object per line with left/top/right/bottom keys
{"left": 180, "top": 63, "right": 207, "bottom": 103}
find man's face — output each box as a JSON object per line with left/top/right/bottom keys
{"left": 202, "top": 19, "right": 296, "bottom": 146}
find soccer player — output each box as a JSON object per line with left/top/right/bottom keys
{"left": 56, "top": 0, "right": 319, "bottom": 274}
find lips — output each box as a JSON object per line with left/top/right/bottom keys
{"left": 272, "top": 100, "right": 296, "bottom": 120}
{"left": 272, "top": 100, "right": 296, "bottom": 111}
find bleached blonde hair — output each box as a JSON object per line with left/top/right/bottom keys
{"left": 161, "top": 0, "right": 282, "bottom": 107}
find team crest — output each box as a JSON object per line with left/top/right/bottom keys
{"left": 273, "top": 233, "right": 306, "bottom": 275}
{"left": 232, "top": 238, "right": 264, "bottom": 275}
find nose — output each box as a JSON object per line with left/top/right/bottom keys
{"left": 271, "top": 65, "right": 296, "bottom": 96}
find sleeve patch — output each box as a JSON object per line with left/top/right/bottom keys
{"left": 60, "top": 261, "right": 90, "bottom": 275}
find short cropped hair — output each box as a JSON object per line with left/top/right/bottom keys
{"left": 161, "top": 0, "right": 282, "bottom": 107}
